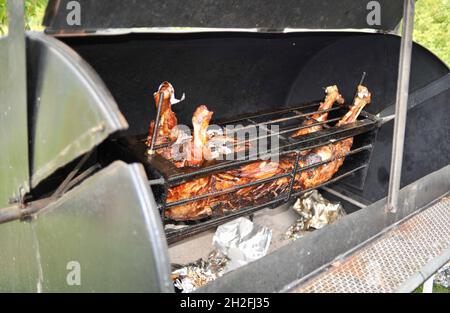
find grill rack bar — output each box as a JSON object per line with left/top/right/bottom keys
{"left": 164, "top": 144, "right": 372, "bottom": 208}
{"left": 165, "top": 163, "right": 369, "bottom": 244}
{"left": 229, "top": 116, "right": 343, "bottom": 148}
{"left": 216, "top": 101, "right": 334, "bottom": 124}
{"left": 162, "top": 117, "right": 377, "bottom": 185}
{"left": 221, "top": 106, "right": 342, "bottom": 135}
{"left": 110, "top": 100, "right": 380, "bottom": 244}
{"left": 151, "top": 102, "right": 341, "bottom": 151}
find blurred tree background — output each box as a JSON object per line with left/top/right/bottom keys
{"left": 0, "top": 0, "right": 47, "bottom": 35}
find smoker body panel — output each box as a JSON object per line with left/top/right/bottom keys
{"left": 29, "top": 161, "right": 172, "bottom": 292}
{"left": 197, "top": 164, "right": 450, "bottom": 292}
{"left": 0, "top": 0, "right": 29, "bottom": 208}
{"left": 63, "top": 32, "right": 449, "bottom": 205}
{"left": 0, "top": 220, "right": 40, "bottom": 292}
{"left": 62, "top": 32, "right": 448, "bottom": 136}
{"left": 26, "top": 32, "right": 128, "bottom": 190}
{"left": 43, "top": 0, "right": 404, "bottom": 32}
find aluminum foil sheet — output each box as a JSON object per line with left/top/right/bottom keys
{"left": 213, "top": 217, "right": 272, "bottom": 271}
{"left": 171, "top": 250, "right": 229, "bottom": 293}
{"left": 284, "top": 190, "right": 345, "bottom": 241}
{"left": 434, "top": 263, "right": 450, "bottom": 288}
{"left": 171, "top": 218, "right": 272, "bottom": 292}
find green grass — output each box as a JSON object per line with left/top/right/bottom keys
{"left": 413, "top": 0, "right": 450, "bottom": 66}
{"left": 413, "top": 284, "right": 450, "bottom": 293}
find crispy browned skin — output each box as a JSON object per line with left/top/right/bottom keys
{"left": 156, "top": 105, "right": 214, "bottom": 168}
{"left": 291, "top": 85, "right": 345, "bottom": 138}
{"left": 146, "top": 82, "right": 179, "bottom": 146}
{"left": 165, "top": 85, "right": 371, "bottom": 221}
{"left": 299, "top": 85, "right": 371, "bottom": 189}
{"left": 187, "top": 105, "right": 214, "bottom": 167}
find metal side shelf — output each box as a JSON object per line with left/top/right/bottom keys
{"left": 291, "top": 194, "right": 450, "bottom": 293}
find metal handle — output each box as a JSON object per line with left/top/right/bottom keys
{"left": 386, "top": 0, "right": 415, "bottom": 213}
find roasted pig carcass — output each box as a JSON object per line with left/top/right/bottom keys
{"left": 165, "top": 85, "right": 371, "bottom": 221}
{"left": 146, "top": 82, "right": 184, "bottom": 147}
{"left": 291, "top": 85, "right": 345, "bottom": 138}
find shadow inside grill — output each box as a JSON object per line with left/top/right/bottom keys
{"left": 110, "top": 101, "right": 380, "bottom": 244}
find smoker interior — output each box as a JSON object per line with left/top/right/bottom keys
{"left": 56, "top": 31, "right": 449, "bottom": 283}
{"left": 61, "top": 31, "right": 449, "bottom": 200}
{"left": 109, "top": 102, "right": 378, "bottom": 244}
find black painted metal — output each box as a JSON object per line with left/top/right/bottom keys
{"left": 25, "top": 32, "right": 128, "bottom": 190}
{"left": 197, "top": 164, "right": 450, "bottom": 293}
{"left": 43, "top": 0, "right": 404, "bottom": 33}
{"left": 0, "top": 0, "right": 29, "bottom": 207}
{"left": 379, "top": 73, "right": 450, "bottom": 121}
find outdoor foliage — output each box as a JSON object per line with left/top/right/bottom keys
{"left": 0, "top": 0, "right": 47, "bottom": 35}
{"left": 414, "top": 0, "right": 450, "bottom": 65}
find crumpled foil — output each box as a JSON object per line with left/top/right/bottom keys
{"left": 434, "top": 263, "right": 450, "bottom": 288}
{"left": 171, "top": 250, "right": 229, "bottom": 293}
{"left": 213, "top": 217, "right": 272, "bottom": 271}
{"left": 171, "top": 218, "right": 272, "bottom": 292}
{"left": 284, "top": 190, "right": 345, "bottom": 241}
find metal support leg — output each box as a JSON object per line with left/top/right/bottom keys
{"left": 387, "top": 0, "right": 415, "bottom": 213}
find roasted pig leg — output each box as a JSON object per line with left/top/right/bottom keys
{"left": 298, "top": 85, "right": 371, "bottom": 190}
{"left": 156, "top": 105, "right": 214, "bottom": 168}
{"left": 291, "top": 85, "right": 345, "bottom": 138}
{"left": 187, "top": 105, "right": 214, "bottom": 167}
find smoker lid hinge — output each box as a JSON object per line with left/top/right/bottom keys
{"left": 0, "top": 151, "right": 100, "bottom": 225}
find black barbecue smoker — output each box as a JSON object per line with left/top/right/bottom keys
{"left": 0, "top": 0, "right": 449, "bottom": 293}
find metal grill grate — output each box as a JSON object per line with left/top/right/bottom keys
{"left": 111, "top": 102, "right": 379, "bottom": 244}
{"left": 292, "top": 196, "right": 450, "bottom": 293}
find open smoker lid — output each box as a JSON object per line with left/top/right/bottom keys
{"left": 43, "top": 0, "right": 404, "bottom": 33}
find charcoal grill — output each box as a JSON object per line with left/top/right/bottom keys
{"left": 111, "top": 100, "right": 380, "bottom": 243}
{"left": 1, "top": 0, "right": 449, "bottom": 293}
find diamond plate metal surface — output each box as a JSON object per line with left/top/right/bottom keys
{"left": 293, "top": 195, "right": 450, "bottom": 293}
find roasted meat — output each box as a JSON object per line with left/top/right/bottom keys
{"left": 146, "top": 82, "right": 184, "bottom": 147}
{"left": 165, "top": 85, "right": 371, "bottom": 221}
{"left": 188, "top": 105, "right": 214, "bottom": 167}
{"left": 156, "top": 104, "right": 251, "bottom": 167}
{"left": 155, "top": 105, "right": 214, "bottom": 168}
{"left": 299, "top": 85, "right": 371, "bottom": 189}
{"left": 291, "top": 85, "right": 345, "bottom": 137}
